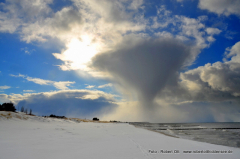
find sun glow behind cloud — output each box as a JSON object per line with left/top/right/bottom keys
{"left": 53, "top": 35, "right": 101, "bottom": 71}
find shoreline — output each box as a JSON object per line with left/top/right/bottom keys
{"left": 130, "top": 122, "right": 240, "bottom": 149}
{"left": 131, "top": 124, "right": 179, "bottom": 138}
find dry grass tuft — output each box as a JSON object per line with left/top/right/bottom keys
{"left": 0, "top": 113, "right": 12, "bottom": 119}
{"left": 15, "top": 114, "right": 28, "bottom": 120}
{"left": 67, "top": 117, "right": 110, "bottom": 123}
{"left": 68, "top": 118, "right": 91, "bottom": 122}
{"left": 15, "top": 114, "right": 22, "bottom": 119}
{"left": 95, "top": 121, "right": 110, "bottom": 123}
{"left": 0, "top": 112, "right": 29, "bottom": 120}
{"left": 0, "top": 111, "right": 109, "bottom": 123}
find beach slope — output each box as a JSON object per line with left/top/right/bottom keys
{"left": 0, "top": 112, "right": 239, "bottom": 159}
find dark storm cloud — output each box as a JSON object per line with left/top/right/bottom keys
{"left": 91, "top": 37, "right": 192, "bottom": 108}
{"left": 13, "top": 90, "right": 117, "bottom": 118}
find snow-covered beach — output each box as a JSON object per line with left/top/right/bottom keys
{"left": 1, "top": 112, "right": 240, "bottom": 159}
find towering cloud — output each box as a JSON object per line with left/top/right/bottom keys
{"left": 92, "top": 37, "right": 192, "bottom": 108}
{"left": 176, "top": 41, "right": 240, "bottom": 101}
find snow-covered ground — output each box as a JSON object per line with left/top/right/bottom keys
{"left": 1, "top": 111, "right": 240, "bottom": 159}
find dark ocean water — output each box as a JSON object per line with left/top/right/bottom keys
{"left": 129, "top": 122, "right": 240, "bottom": 148}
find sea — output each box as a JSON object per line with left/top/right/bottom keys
{"left": 129, "top": 122, "right": 240, "bottom": 148}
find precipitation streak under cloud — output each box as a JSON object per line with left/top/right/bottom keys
{"left": 0, "top": 0, "right": 240, "bottom": 122}
{"left": 92, "top": 37, "right": 191, "bottom": 105}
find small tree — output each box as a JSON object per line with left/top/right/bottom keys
{"left": 21, "top": 106, "right": 25, "bottom": 112}
{"left": 24, "top": 108, "right": 28, "bottom": 114}
{"left": 29, "top": 109, "right": 32, "bottom": 115}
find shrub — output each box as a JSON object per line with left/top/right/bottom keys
{"left": 93, "top": 117, "right": 99, "bottom": 121}
{"left": 0, "top": 103, "right": 16, "bottom": 112}
{"left": 49, "top": 114, "right": 66, "bottom": 119}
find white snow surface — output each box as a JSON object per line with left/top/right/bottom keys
{"left": 1, "top": 111, "right": 240, "bottom": 159}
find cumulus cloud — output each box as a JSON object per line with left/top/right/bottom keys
{"left": 25, "top": 76, "right": 53, "bottom": 85}
{"left": 0, "top": 12, "right": 20, "bottom": 33}
{"left": 0, "top": 0, "right": 145, "bottom": 44}
{"left": 128, "top": 0, "right": 144, "bottom": 10}
{"left": 0, "top": 0, "right": 53, "bottom": 33}
{"left": 21, "top": 47, "right": 35, "bottom": 54}
{"left": 85, "top": 85, "right": 95, "bottom": 89}
{"left": 178, "top": 16, "right": 208, "bottom": 49}
{"left": 53, "top": 81, "right": 76, "bottom": 90}
{"left": 206, "top": 28, "right": 222, "bottom": 35}
{"left": 10, "top": 74, "right": 75, "bottom": 90}
{"left": 149, "top": 7, "right": 219, "bottom": 62}
{"left": 0, "top": 85, "right": 11, "bottom": 90}
{"left": 48, "top": 7, "right": 82, "bottom": 33}
{"left": 3, "top": 0, "right": 53, "bottom": 20}
{"left": 98, "top": 83, "right": 113, "bottom": 88}
{"left": 151, "top": 5, "right": 173, "bottom": 29}
{"left": 0, "top": 89, "right": 117, "bottom": 118}
{"left": 198, "top": 0, "right": 240, "bottom": 16}
{"left": 9, "top": 74, "right": 25, "bottom": 78}
{"left": 177, "top": 62, "right": 240, "bottom": 101}
{"left": 224, "top": 31, "right": 237, "bottom": 40}
{"left": 225, "top": 41, "right": 240, "bottom": 60}
{"left": 21, "top": 6, "right": 83, "bottom": 43}
{"left": 206, "top": 36, "right": 216, "bottom": 42}
{"left": 0, "top": 94, "right": 10, "bottom": 103}
{"left": 157, "top": 41, "right": 240, "bottom": 104}
{"left": 23, "top": 90, "right": 35, "bottom": 92}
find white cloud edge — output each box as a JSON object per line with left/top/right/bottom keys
{"left": 10, "top": 74, "right": 75, "bottom": 90}
{"left": 98, "top": 83, "right": 113, "bottom": 88}
{"left": 0, "top": 85, "right": 11, "bottom": 90}
{"left": 0, "top": 89, "right": 117, "bottom": 104}
{"left": 85, "top": 85, "right": 95, "bottom": 89}
{"left": 198, "top": 0, "right": 240, "bottom": 16}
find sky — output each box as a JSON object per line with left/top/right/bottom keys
{"left": 0, "top": 0, "right": 240, "bottom": 122}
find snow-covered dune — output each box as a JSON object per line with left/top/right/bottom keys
{"left": 1, "top": 111, "right": 239, "bottom": 159}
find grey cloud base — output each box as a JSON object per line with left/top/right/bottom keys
{"left": 3, "top": 90, "right": 118, "bottom": 118}
{"left": 92, "top": 37, "right": 191, "bottom": 106}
